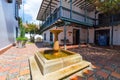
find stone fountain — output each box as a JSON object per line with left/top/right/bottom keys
{"left": 50, "top": 29, "right": 63, "bottom": 55}
{"left": 29, "top": 29, "right": 91, "bottom": 80}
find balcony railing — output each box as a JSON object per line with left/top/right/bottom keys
{"left": 98, "top": 14, "right": 120, "bottom": 26}
{"left": 61, "top": 7, "right": 96, "bottom": 26}
{"left": 42, "top": 7, "right": 60, "bottom": 29}
{"left": 41, "top": 6, "right": 96, "bottom": 30}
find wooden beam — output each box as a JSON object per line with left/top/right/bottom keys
{"left": 76, "top": 0, "right": 85, "bottom": 7}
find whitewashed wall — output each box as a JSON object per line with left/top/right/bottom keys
{"left": 42, "top": 26, "right": 89, "bottom": 45}
{"left": 0, "top": 0, "right": 18, "bottom": 50}
{"left": 113, "top": 25, "right": 120, "bottom": 45}
{"left": 42, "top": 25, "right": 120, "bottom": 46}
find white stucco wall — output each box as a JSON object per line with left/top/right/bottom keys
{"left": 113, "top": 25, "right": 120, "bottom": 45}
{"left": 0, "top": 0, "right": 18, "bottom": 50}
{"left": 42, "top": 25, "right": 89, "bottom": 45}
{"left": 42, "top": 25, "right": 120, "bottom": 46}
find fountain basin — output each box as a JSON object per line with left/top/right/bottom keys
{"left": 35, "top": 49, "right": 82, "bottom": 75}
{"left": 29, "top": 29, "right": 91, "bottom": 80}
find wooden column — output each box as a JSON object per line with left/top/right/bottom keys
{"left": 111, "top": 15, "right": 114, "bottom": 46}
{"left": 87, "top": 27, "right": 89, "bottom": 44}
{"left": 60, "top": 0, "right": 62, "bottom": 17}
{"left": 79, "top": 29, "right": 81, "bottom": 47}
{"left": 70, "top": 0, "right": 72, "bottom": 19}
{"left": 84, "top": 0, "right": 87, "bottom": 22}
{"left": 64, "top": 24, "right": 67, "bottom": 50}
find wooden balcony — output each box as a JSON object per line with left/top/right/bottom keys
{"left": 41, "top": 6, "right": 96, "bottom": 31}
{"left": 98, "top": 13, "right": 120, "bottom": 27}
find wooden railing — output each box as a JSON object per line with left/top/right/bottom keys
{"left": 41, "top": 6, "right": 97, "bottom": 30}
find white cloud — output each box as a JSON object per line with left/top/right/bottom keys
{"left": 20, "top": 0, "right": 42, "bottom": 24}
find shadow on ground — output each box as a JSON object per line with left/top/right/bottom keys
{"left": 35, "top": 42, "right": 44, "bottom": 48}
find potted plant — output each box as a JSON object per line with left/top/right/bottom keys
{"left": 16, "top": 18, "right": 28, "bottom": 48}
{"left": 16, "top": 37, "right": 28, "bottom": 48}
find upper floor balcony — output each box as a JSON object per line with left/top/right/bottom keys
{"left": 98, "top": 13, "right": 120, "bottom": 26}
{"left": 37, "top": 0, "right": 98, "bottom": 31}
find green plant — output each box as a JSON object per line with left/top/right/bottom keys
{"left": 16, "top": 37, "right": 28, "bottom": 41}
{"left": 87, "top": 0, "right": 120, "bottom": 14}
{"left": 16, "top": 18, "right": 27, "bottom": 41}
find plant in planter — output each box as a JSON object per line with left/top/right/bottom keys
{"left": 16, "top": 18, "right": 28, "bottom": 48}
{"left": 16, "top": 37, "right": 28, "bottom": 48}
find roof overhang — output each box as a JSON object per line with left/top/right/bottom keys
{"left": 37, "top": 0, "right": 95, "bottom": 21}
{"left": 37, "top": 0, "right": 60, "bottom": 21}
{"left": 68, "top": 0, "right": 95, "bottom": 11}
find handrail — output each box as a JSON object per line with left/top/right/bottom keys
{"left": 41, "top": 6, "right": 97, "bottom": 30}
{"left": 62, "top": 6, "right": 96, "bottom": 21}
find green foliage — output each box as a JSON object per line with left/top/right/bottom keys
{"left": 16, "top": 37, "right": 28, "bottom": 41}
{"left": 19, "top": 18, "right": 26, "bottom": 37}
{"left": 20, "top": 26, "right": 25, "bottom": 38}
{"left": 87, "top": 0, "right": 120, "bottom": 14}
{"left": 16, "top": 18, "right": 28, "bottom": 41}
{"left": 25, "top": 23, "right": 38, "bottom": 33}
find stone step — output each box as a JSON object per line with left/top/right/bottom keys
{"left": 29, "top": 56, "right": 91, "bottom": 80}
{"left": 29, "top": 56, "right": 45, "bottom": 80}
{"left": 35, "top": 52, "right": 83, "bottom": 75}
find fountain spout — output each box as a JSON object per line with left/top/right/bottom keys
{"left": 50, "top": 29, "right": 63, "bottom": 52}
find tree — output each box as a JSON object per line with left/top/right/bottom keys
{"left": 25, "top": 23, "right": 38, "bottom": 42}
{"left": 26, "top": 23, "right": 38, "bottom": 34}
{"left": 87, "top": 0, "right": 120, "bottom": 14}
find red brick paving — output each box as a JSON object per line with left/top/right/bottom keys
{"left": 83, "top": 69, "right": 94, "bottom": 76}
{"left": 0, "top": 75, "right": 6, "bottom": 80}
{"left": 20, "top": 69, "right": 30, "bottom": 76}
{"left": 0, "top": 44, "right": 39, "bottom": 80}
{"left": 88, "top": 76, "right": 95, "bottom": 80}
{"left": 0, "top": 43, "right": 120, "bottom": 80}
{"left": 96, "top": 70, "right": 109, "bottom": 79}
{"left": 104, "top": 66, "right": 114, "bottom": 72}
{"left": 68, "top": 45, "right": 120, "bottom": 80}
{"left": 111, "top": 71, "right": 120, "bottom": 79}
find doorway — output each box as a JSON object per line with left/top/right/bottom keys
{"left": 95, "top": 29, "right": 110, "bottom": 46}
{"left": 73, "top": 29, "right": 80, "bottom": 45}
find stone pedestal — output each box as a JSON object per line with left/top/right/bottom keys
{"left": 50, "top": 29, "right": 63, "bottom": 51}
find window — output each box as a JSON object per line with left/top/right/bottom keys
{"left": 44, "top": 33, "right": 46, "bottom": 40}
{"left": 7, "top": 0, "right": 13, "bottom": 3}
{"left": 15, "top": 1, "right": 19, "bottom": 20}
{"left": 50, "top": 32, "right": 53, "bottom": 41}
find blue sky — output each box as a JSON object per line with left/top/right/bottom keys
{"left": 19, "top": 0, "right": 42, "bottom": 24}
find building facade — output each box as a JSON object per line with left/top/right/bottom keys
{"left": 37, "top": 0, "right": 120, "bottom": 46}
{"left": 0, "top": 0, "right": 22, "bottom": 51}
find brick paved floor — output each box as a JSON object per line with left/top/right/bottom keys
{"left": 0, "top": 43, "right": 39, "bottom": 80}
{"left": 0, "top": 43, "right": 120, "bottom": 80}
{"left": 68, "top": 46, "right": 120, "bottom": 80}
